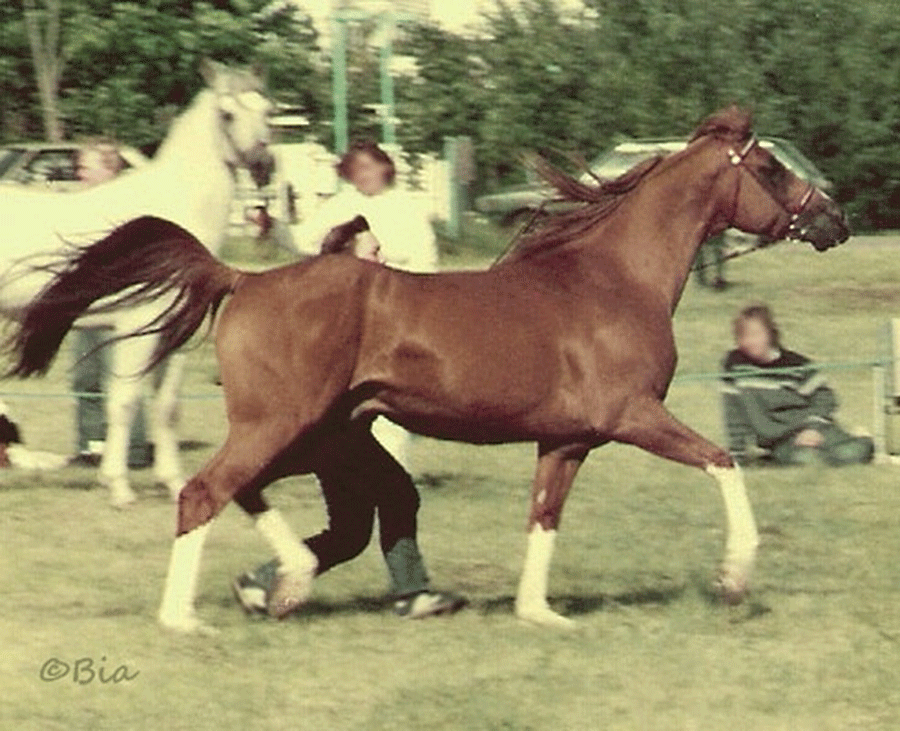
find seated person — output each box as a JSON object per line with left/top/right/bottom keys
{"left": 722, "top": 304, "right": 874, "bottom": 466}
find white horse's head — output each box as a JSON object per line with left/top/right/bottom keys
{"left": 200, "top": 60, "right": 275, "bottom": 187}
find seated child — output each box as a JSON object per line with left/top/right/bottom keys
{"left": 722, "top": 304, "right": 874, "bottom": 466}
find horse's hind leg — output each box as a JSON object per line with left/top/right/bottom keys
{"left": 150, "top": 353, "right": 186, "bottom": 500}
{"left": 100, "top": 334, "right": 157, "bottom": 508}
{"left": 615, "top": 398, "right": 760, "bottom": 604}
{"left": 158, "top": 421, "right": 314, "bottom": 632}
{"left": 515, "top": 442, "right": 588, "bottom": 629}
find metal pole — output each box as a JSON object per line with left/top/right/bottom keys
{"left": 379, "top": 12, "right": 396, "bottom": 145}
{"left": 444, "top": 136, "right": 460, "bottom": 240}
{"left": 331, "top": 18, "right": 348, "bottom": 155}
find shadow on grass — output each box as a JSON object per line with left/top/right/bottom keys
{"left": 415, "top": 471, "right": 491, "bottom": 491}
{"left": 216, "top": 577, "right": 774, "bottom": 623}
{"left": 478, "top": 582, "right": 687, "bottom": 617}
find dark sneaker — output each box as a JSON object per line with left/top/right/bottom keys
{"left": 393, "top": 591, "right": 467, "bottom": 619}
{"left": 232, "top": 572, "right": 269, "bottom": 617}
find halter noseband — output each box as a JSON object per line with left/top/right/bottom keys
{"left": 727, "top": 134, "right": 817, "bottom": 239}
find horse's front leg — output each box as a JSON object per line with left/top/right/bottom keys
{"left": 616, "top": 398, "right": 760, "bottom": 604}
{"left": 151, "top": 353, "right": 186, "bottom": 500}
{"left": 515, "top": 442, "right": 589, "bottom": 629}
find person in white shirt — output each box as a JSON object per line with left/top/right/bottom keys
{"left": 294, "top": 140, "right": 438, "bottom": 468}
{"left": 233, "top": 144, "right": 465, "bottom": 620}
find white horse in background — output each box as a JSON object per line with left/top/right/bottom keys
{"left": 0, "top": 60, "right": 275, "bottom": 507}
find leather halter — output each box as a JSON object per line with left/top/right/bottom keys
{"left": 727, "top": 134, "right": 817, "bottom": 240}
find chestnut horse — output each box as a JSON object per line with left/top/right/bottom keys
{"left": 7, "top": 107, "right": 849, "bottom": 632}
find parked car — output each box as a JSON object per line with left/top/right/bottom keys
{"left": 0, "top": 142, "right": 148, "bottom": 191}
{"left": 476, "top": 137, "right": 832, "bottom": 236}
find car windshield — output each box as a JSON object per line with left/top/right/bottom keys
{"left": 0, "top": 148, "right": 26, "bottom": 177}
{"left": 762, "top": 140, "right": 823, "bottom": 183}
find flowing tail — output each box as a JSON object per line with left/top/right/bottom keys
{"left": 5, "top": 216, "right": 242, "bottom": 378}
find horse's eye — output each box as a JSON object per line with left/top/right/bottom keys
{"left": 221, "top": 110, "right": 235, "bottom": 123}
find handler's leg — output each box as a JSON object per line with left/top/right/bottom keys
{"left": 72, "top": 327, "right": 107, "bottom": 460}
{"left": 234, "top": 426, "right": 464, "bottom": 619}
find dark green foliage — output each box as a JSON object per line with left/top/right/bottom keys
{"left": 395, "top": 0, "right": 899, "bottom": 228}
{"left": 2, "top": 0, "right": 896, "bottom": 226}
{"left": 1, "top": 0, "right": 328, "bottom": 150}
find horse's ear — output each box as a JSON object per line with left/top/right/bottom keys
{"left": 199, "top": 58, "right": 221, "bottom": 88}
{"left": 691, "top": 105, "right": 753, "bottom": 142}
{"left": 249, "top": 61, "right": 266, "bottom": 86}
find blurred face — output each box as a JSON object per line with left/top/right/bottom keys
{"left": 77, "top": 149, "right": 117, "bottom": 187}
{"left": 348, "top": 152, "right": 391, "bottom": 196}
{"left": 736, "top": 316, "right": 775, "bottom": 362}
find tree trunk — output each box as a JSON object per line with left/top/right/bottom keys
{"left": 24, "top": 0, "right": 64, "bottom": 141}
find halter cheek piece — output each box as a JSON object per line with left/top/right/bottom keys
{"left": 727, "top": 134, "right": 817, "bottom": 240}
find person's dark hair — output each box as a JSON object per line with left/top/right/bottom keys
{"left": 733, "top": 304, "right": 781, "bottom": 348}
{"left": 336, "top": 140, "right": 396, "bottom": 185}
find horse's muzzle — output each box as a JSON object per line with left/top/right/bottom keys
{"left": 795, "top": 199, "right": 851, "bottom": 252}
{"left": 247, "top": 146, "right": 276, "bottom": 188}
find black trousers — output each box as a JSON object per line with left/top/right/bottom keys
{"left": 306, "top": 426, "right": 421, "bottom": 574}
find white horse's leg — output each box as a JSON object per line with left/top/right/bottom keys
{"left": 158, "top": 521, "right": 216, "bottom": 633}
{"left": 515, "top": 525, "right": 575, "bottom": 629}
{"left": 100, "top": 326, "right": 157, "bottom": 508}
{"left": 151, "top": 353, "right": 186, "bottom": 500}
{"left": 706, "top": 465, "right": 760, "bottom": 603}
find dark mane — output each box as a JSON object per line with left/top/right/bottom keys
{"left": 496, "top": 155, "right": 664, "bottom": 265}
{"left": 496, "top": 105, "right": 753, "bottom": 266}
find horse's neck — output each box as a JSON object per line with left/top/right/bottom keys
{"left": 579, "top": 154, "right": 731, "bottom": 310}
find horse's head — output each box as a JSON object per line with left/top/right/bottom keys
{"left": 200, "top": 59, "right": 276, "bottom": 187}
{"left": 693, "top": 106, "right": 850, "bottom": 252}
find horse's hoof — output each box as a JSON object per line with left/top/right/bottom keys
{"left": 110, "top": 489, "right": 137, "bottom": 509}
{"left": 158, "top": 614, "right": 219, "bottom": 635}
{"left": 160, "top": 478, "right": 184, "bottom": 502}
{"left": 515, "top": 603, "right": 576, "bottom": 630}
{"left": 101, "top": 474, "right": 137, "bottom": 508}
{"left": 714, "top": 572, "right": 749, "bottom": 606}
{"left": 268, "top": 567, "right": 314, "bottom": 620}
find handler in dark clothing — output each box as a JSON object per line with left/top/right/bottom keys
{"left": 233, "top": 216, "right": 465, "bottom": 620}
{"left": 722, "top": 304, "right": 874, "bottom": 466}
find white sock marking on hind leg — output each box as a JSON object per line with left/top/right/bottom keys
{"left": 706, "top": 465, "right": 759, "bottom": 569}
{"left": 255, "top": 509, "right": 318, "bottom": 573}
{"left": 158, "top": 521, "right": 211, "bottom": 628}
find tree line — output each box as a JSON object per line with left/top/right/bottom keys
{"left": 1, "top": 0, "right": 897, "bottom": 228}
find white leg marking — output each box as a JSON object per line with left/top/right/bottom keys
{"left": 515, "top": 525, "right": 574, "bottom": 629}
{"left": 706, "top": 465, "right": 760, "bottom": 600}
{"left": 255, "top": 509, "right": 318, "bottom": 573}
{"left": 158, "top": 521, "right": 216, "bottom": 633}
{"left": 256, "top": 509, "right": 318, "bottom": 618}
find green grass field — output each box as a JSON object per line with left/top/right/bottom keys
{"left": 1, "top": 236, "right": 899, "bottom": 730}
